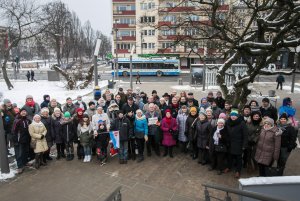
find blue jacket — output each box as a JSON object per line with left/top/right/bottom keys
{"left": 134, "top": 115, "right": 148, "bottom": 135}
{"left": 279, "top": 106, "right": 296, "bottom": 117}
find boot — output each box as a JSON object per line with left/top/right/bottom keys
{"left": 169, "top": 147, "right": 173, "bottom": 158}
{"left": 70, "top": 154, "right": 74, "bottom": 161}
{"left": 35, "top": 154, "right": 40, "bottom": 169}
{"left": 41, "top": 153, "right": 46, "bottom": 166}
{"left": 163, "top": 147, "right": 168, "bottom": 157}
{"left": 132, "top": 153, "right": 136, "bottom": 161}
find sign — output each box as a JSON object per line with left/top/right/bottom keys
{"left": 190, "top": 65, "right": 204, "bottom": 86}
{"left": 109, "top": 131, "right": 120, "bottom": 149}
{"left": 148, "top": 117, "right": 158, "bottom": 125}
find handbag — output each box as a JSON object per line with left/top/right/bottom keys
{"left": 30, "top": 139, "right": 37, "bottom": 149}
{"left": 214, "top": 144, "right": 227, "bottom": 153}
{"left": 265, "top": 167, "right": 284, "bottom": 176}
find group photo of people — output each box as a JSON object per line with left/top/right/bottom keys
{"left": 1, "top": 87, "right": 298, "bottom": 179}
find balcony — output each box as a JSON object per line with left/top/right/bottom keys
{"left": 113, "top": 23, "right": 136, "bottom": 28}
{"left": 158, "top": 35, "right": 192, "bottom": 41}
{"left": 112, "top": 0, "right": 134, "bottom": 3}
{"left": 113, "top": 10, "right": 136, "bottom": 16}
{"left": 158, "top": 21, "right": 172, "bottom": 27}
{"left": 116, "top": 36, "right": 136, "bottom": 41}
{"left": 158, "top": 48, "right": 176, "bottom": 53}
{"left": 217, "top": 5, "right": 229, "bottom": 11}
{"left": 116, "top": 49, "right": 130, "bottom": 54}
{"left": 159, "top": 6, "right": 196, "bottom": 13}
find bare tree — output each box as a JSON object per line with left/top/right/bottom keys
{"left": 0, "top": 0, "right": 46, "bottom": 89}
{"left": 157, "top": 0, "right": 300, "bottom": 108}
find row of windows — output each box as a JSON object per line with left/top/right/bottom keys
{"left": 162, "top": 15, "right": 200, "bottom": 22}
{"left": 119, "top": 63, "right": 177, "bottom": 70}
{"left": 142, "top": 43, "right": 155, "bottom": 49}
{"left": 118, "top": 18, "right": 136, "bottom": 24}
{"left": 116, "top": 5, "right": 135, "bottom": 11}
{"left": 116, "top": 43, "right": 135, "bottom": 50}
{"left": 161, "top": 29, "right": 176, "bottom": 36}
{"left": 117, "top": 30, "right": 136, "bottom": 37}
{"left": 140, "top": 16, "right": 155, "bottom": 23}
{"left": 141, "top": 29, "right": 155, "bottom": 36}
{"left": 140, "top": 2, "right": 155, "bottom": 10}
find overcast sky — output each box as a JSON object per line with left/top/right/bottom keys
{"left": 52, "top": 0, "right": 112, "bottom": 36}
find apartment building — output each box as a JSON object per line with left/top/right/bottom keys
{"left": 111, "top": 0, "right": 294, "bottom": 69}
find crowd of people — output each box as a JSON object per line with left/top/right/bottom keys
{"left": 0, "top": 87, "right": 298, "bottom": 179}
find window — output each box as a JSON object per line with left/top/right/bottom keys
{"left": 148, "top": 30, "right": 155, "bottom": 36}
{"left": 165, "top": 2, "right": 176, "bottom": 7}
{"left": 117, "top": 43, "right": 131, "bottom": 49}
{"left": 161, "top": 29, "right": 176, "bottom": 36}
{"left": 163, "top": 15, "right": 176, "bottom": 22}
{"left": 218, "top": 0, "right": 225, "bottom": 5}
{"left": 185, "top": 28, "right": 200, "bottom": 35}
{"left": 117, "top": 5, "right": 127, "bottom": 11}
{"left": 119, "top": 18, "right": 135, "bottom": 24}
{"left": 148, "top": 43, "right": 155, "bottom": 49}
{"left": 186, "top": 15, "right": 200, "bottom": 21}
{"left": 140, "top": 2, "right": 155, "bottom": 10}
{"left": 142, "top": 43, "right": 147, "bottom": 49}
{"left": 140, "top": 3, "right": 147, "bottom": 10}
{"left": 238, "top": 19, "right": 245, "bottom": 27}
{"left": 140, "top": 16, "right": 155, "bottom": 23}
{"left": 162, "top": 42, "right": 175, "bottom": 50}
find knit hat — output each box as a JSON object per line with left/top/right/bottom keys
{"left": 66, "top": 97, "right": 72, "bottom": 101}
{"left": 3, "top": 99, "right": 11, "bottom": 105}
{"left": 88, "top": 101, "right": 95, "bottom": 106}
{"left": 26, "top": 95, "right": 33, "bottom": 99}
{"left": 219, "top": 113, "right": 227, "bottom": 119}
{"left": 205, "top": 107, "right": 212, "bottom": 113}
{"left": 54, "top": 107, "right": 61, "bottom": 113}
{"left": 190, "top": 107, "right": 197, "bottom": 113}
{"left": 41, "top": 107, "right": 49, "bottom": 114}
{"left": 20, "top": 107, "right": 27, "bottom": 113}
{"left": 199, "top": 112, "right": 207, "bottom": 118}
{"left": 98, "top": 119, "right": 104, "bottom": 124}
{"left": 217, "top": 118, "right": 225, "bottom": 124}
{"left": 165, "top": 109, "right": 171, "bottom": 115}
{"left": 12, "top": 103, "right": 17, "bottom": 107}
{"left": 33, "top": 114, "right": 41, "bottom": 120}
{"left": 230, "top": 110, "right": 239, "bottom": 117}
{"left": 64, "top": 111, "right": 71, "bottom": 118}
{"left": 279, "top": 113, "right": 288, "bottom": 120}
{"left": 264, "top": 117, "right": 274, "bottom": 127}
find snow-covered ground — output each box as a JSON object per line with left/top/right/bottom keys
{"left": 0, "top": 80, "right": 108, "bottom": 107}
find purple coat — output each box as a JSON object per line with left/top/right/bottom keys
{"left": 161, "top": 117, "right": 178, "bottom": 147}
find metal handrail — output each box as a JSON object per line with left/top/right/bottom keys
{"left": 202, "top": 183, "right": 287, "bottom": 201}
{"left": 103, "top": 186, "right": 122, "bottom": 201}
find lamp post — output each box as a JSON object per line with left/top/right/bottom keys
{"left": 130, "top": 45, "right": 136, "bottom": 90}
{"left": 113, "top": 19, "right": 119, "bottom": 86}
{"left": 140, "top": 31, "right": 143, "bottom": 55}
{"left": 202, "top": 47, "right": 207, "bottom": 91}
{"left": 93, "top": 39, "right": 102, "bottom": 86}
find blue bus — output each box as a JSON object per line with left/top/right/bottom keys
{"left": 112, "top": 58, "right": 180, "bottom": 76}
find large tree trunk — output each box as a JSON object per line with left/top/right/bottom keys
{"left": 1, "top": 61, "right": 14, "bottom": 90}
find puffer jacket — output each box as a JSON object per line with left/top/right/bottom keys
{"left": 195, "top": 120, "right": 212, "bottom": 149}
{"left": 77, "top": 123, "right": 93, "bottom": 146}
{"left": 246, "top": 121, "right": 262, "bottom": 145}
{"left": 110, "top": 117, "right": 131, "bottom": 141}
{"left": 12, "top": 116, "right": 31, "bottom": 144}
{"left": 176, "top": 111, "right": 188, "bottom": 142}
{"left": 29, "top": 122, "right": 48, "bottom": 153}
{"left": 255, "top": 126, "right": 281, "bottom": 166}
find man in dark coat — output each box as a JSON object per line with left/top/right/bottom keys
{"left": 30, "top": 70, "right": 36, "bottom": 81}
{"left": 187, "top": 92, "right": 199, "bottom": 107}
{"left": 1, "top": 99, "right": 16, "bottom": 153}
{"left": 110, "top": 110, "right": 130, "bottom": 164}
{"left": 74, "top": 95, "right": 87, "bottom": 111}
{"left": 40, "top": 95, "right": 50, "bottom": 109}
{"left": 276, "top": 74, "right": 285, "bottom": 90}
{"left": 226, "top": 110, "right": 248, "bottom": 178}
{"left": 260, "top": 98, "right": 278, "bottom": 122}
{"left": 122, "top": 96, "right": 139, "bottom": 114}
{"left": 215, "top": 91, "right": 225, "bottom": 109}
{"left": 63, "top": 97, "right": 76, "bottom": 116}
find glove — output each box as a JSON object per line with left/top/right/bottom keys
{"left": 40, "top": 135, "right": 44, "bottom": 139}
{"left": 144, "top": 135, "right": 148, "bottom": 142}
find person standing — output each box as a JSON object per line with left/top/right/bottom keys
{"left": 77, "top": 114, "right": 93, "bottom": 162}
{"left": 94, "top": 120, "right": 110, "bottom": 165}
{"left": 1, "top": 99, "right": 16, "bottom": 154}
{"left": 255, "top": 118, "right": 281, "bottom": 177}
{"left": 51, "top": 107, "right": 65, "bottom": 160}
{"left": 61, "top": 111, "right": 76, "bottom": 161}
{"left": 161, "top": 109, "right": 178, "bottom": 158}
{"left": 276, "top": 74, "right": 285, "bottom": 90}
{"left": 22, "top": 95, "right": 41, "bottom": 120}
{"left": 185, "top": 107, "right": 199, "bottom": 159}
{"left": 260, "top": 98, "right": 278, "bottom": 122}
{"left": 136, "top": 71, "right": 141, "bottom": 84}
{"left": 134, "top": 109, "right": 148, "bottom": 162}
{"left": 74, "top": 95, "right": 87, "bottom": 111}
{"left": 26, "top": 71, "right": 31, "bottom": 82}
{"left": 40, "top": 108, "right": 53, "bottom": 162}
{"left": 63, "top": 97, "right": 76, "bottom": 117}
{"left": 30, "top": 69, "right": 37, "bottom": 81}
{"left": 279, "top": 97, "right": 297, "bottom": 127}
{"left": 29, "top": 114, "right": 48, "bottom": 169}
{"left": 176, "top": 105, "right": 189, "bottom": 153}
{"left": 12, "top": 108, "right": 31, "bottom": 174}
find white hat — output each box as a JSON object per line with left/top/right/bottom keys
{"left": 41, "top": 107, "right": 49, "bottom": 114}
{"left": 217, "top": 118, "right": 225, "bottom": 124}
{"left": 54, "top": 107, "right": 61, "bottom": 113}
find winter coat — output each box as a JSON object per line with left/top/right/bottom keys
{"left": 158, "top": 103, "right": 170, "bottom": 118}
{"left": 277, "top": 122, "right": 297, "bottom": 152}
{"left": 255, "top": 126, "right": 281, "bottom": 166}
{"left": 74, "top": 101, "right": 87, "bottom": 111}
{"left": 91, "top": 112, "right": 110, "bottom": 131}
{"left": 125, "top": 114, "right": 135, "bottom": 138}
{"left": 95, "top": 128, "right": 109, "bottom": 148}
{"left": 226, "top": 117, "right": 248, "bottom": 155}
{"left": 170, "top": 104, "right": 179, "bottom": 118}
{"left": 12, "top": 116, "right": 31, "bottom": 144}
{"left": 185, "top": 114, "right": 198, "bottom": 141}
{"left": 48, "top": 103, "right": 62, "bottom": 116}
{"left": 276, "top": 75, "right": 285, "bottom": 83}
{"left": 260, "top": 104, "right": 278, "bottom": 122}
{"left": 145, "top": 111, "right": 161, "bottom": 136}
{"left": 134, "top": 115, "right": 148, "bottom": 138}
{"left": 246, "top": 121, "right": 261, "bottom": 145}
{"left": 86, "top": 108, "right": 96, "bottom": 120}
{"left": 215, "top": 97, "right": 225, "bottom": 109}
{"left": 122, "top": 103, "right": 139, "bottom": 114}
{"left": 61, "top": 118, "right": 76, "bottom": 143}
{"left": 212, "top": 106, "right": 222, "bottom": 119}
{"left": 1, "top": 105, "right": 16, "bottom": 134}
{"left": 40, "top": 95, "right": 50, "bottom": 109}
{"left": 195, "top": 120, "right": 212, "bottom": 149}
{"left": 279, "top": 106, "right": 296, "bottom": 118}
{"left": 22, "top": 103, "right": 41, "bottom": 120}
{"left": 62, "top": 104, "right": 76, "bottom": 116}
{"left": 41, "top": 116, "right": 53, "bottom": 147}
{"left": 176, "top": 112, "right": 188, "bottom": 142}
{"left": 51, "top": 114, "right": 64, "bottom": 144}
{"left": 209, "top": 126, "right": 228, "bottom": 152}
{"left": 110, "top": 117, "right": 130, "bottom": 141}
{"left": 29, "top": 122, "right": 48, "bottom": 153}
{"left": 77, "top": 123, "right": 93, "bottom": 146}
{"left": 161, "top": 117, "right": 177, "bottom": 147}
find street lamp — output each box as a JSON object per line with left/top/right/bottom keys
{"left": 202, "top": 46, "right": 207, "bottom": 91}
{"left": 113, "top": 19, "right": 120, "bottom": 86}
{"left": 94, "top": 39, "right": 102, "bottom": 86}
{"left": 130, "top": 45, "right": 136, "bottom": 89}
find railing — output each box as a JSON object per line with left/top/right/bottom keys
{"left": 104, "top": 186, "right": 122, "bottom": 201}
{"left": 203, "top": 183, "right": 286, "bottom": 201}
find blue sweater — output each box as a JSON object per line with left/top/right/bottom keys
{"left": 134, "top": 115, "right": 148, "bottom": 135}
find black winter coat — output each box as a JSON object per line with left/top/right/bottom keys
{"left": 209, "top": 127, "right": 228, "bottom": 153}
{"left": 215, "top": 97, "right": 225, "bottom": 109}
{"left": 195, "top": 120, "right": 212, "bottom": 149}
{"left": 260, "top": 104, "right": 278, "bottom": 122}
{"left": 51, "top": 115, "right": 64, "bottom": 144}
{"left": 63, "top": 104, "right": 76, "bottom": 116}
{"left": 126, "top": 114, "right": 135, "bottom": 138}
{"left": 12, "top": 116, "right": 31, "bottom": 144}
{"left": 226, "top": 117, "right": 248, "bottom": 155}
{"left": 122, "top": 103, "right": 139, "bottom": 114}
{"left": 110, "top": 117, "right": 130, "bottom": 141}
{"left": 74, "top": 101, "right": 87, "bottom": 111}
{"left": 278, "top": 123, "right": 297, "bottom": 152}
{"left": 185, "top": 114, "right": 198, "bottom": 141}
{"left": 61, "top": 119, "right": 76, "bottom": 143}
{"left": 41, "top": 116, "right": 53, "bottom": 144}
{"left": 158, "top": 103, "right": 170, "bottom": 118}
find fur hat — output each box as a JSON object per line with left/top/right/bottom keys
{"left": 26, "top": 95, "right": 33, "bottom": 99}
{"left": 54, "top": 107, "right": 61, "bottom": 113}
{"left": 3, "top": 99, "right": 11, "bottom": 105}
{"left": 263, "top": 117, "right": 274, "bottom": 127}
{"left": 41, "top": 107, "right": 49, "bottom": 114}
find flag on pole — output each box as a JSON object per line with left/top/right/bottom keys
{"left": 109, "top": 131, "right": 120, "bottom": 149}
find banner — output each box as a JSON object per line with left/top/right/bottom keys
{"left": 109, "top": 131, "right": 120, "bottom": 149}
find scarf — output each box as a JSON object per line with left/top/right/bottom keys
{"left": 213, "top": 127, "right": 223, "bottom": 145}
{"left": 26, "top": 100, "right": 35, "bottom": 107}
{"left": 135, "top": 114, "right": 146, "bottom": 120}
{"left": 171, "top": 103, "right": 179, "bottom": 108}
{"left": 165, "top": 116, "right": 172, "bottom": 126}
